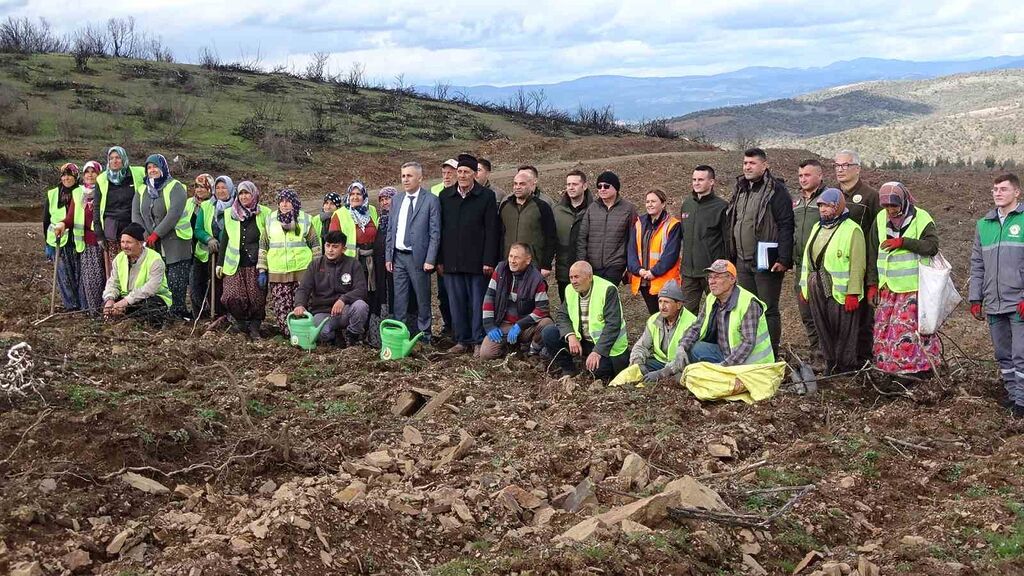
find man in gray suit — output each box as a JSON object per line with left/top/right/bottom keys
{"left": 386, "top": 161, "right": 441, "bottom": 343}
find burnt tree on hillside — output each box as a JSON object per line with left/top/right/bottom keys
{"left": 0, "top": 17, "right": 66, "bottom": 54}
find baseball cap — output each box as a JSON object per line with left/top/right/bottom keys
{"left": 704, "top": 259, "right": 737, "bottom": 278}
{"left": 442, "top": 159, "right": 458, "bottom": 169}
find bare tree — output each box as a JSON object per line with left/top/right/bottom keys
{"left": 506, "top": 87, "right": 529, "bottom": 114}
{"left": 198, "top": 46, "right": 220, "bottom": 69}
{"left": 107, "top": 17, "right": 138, "bottom": 58}
{"left": 147, "top": 36, "right": 173, "bottom": 62}
{"left": 432, "top": 81, "right": 451, "bottom": 101}
{"left": 528, "top": 88, "right": 548, "bottom": 115}
{"left": 0, "top": 17, "right": 66, "bottom": 54}
{"left": 341, "top": 62, "right": 366, "bottom": 94}
{"left": 70, "top": 23, "right": 109, "bottom": 58}
{"left": 304, "top": 51, "right": 330, "bottom": 82}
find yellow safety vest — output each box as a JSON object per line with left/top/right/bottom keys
{"left": 646, "top": 309, "right": 697, "bottom": 364}
{"left": 265, "top": 210, "right": 314, "bottom": 274}
{"left": 70, "top": 187, "right": 89, "bottom": 252}
{"left": 137, "top": 180, "right": 193, "bottom": 241}
{"left": 564, "top": 275, "right": 629, "bottom": 356}
{"left": 222, "top": 206, "right": 270, "bottom": 276}
{"left": 113, "top": 247, "right": 172, "bottom": 307}
{"left": 45, "top": 186, "right": 77, "bottom": 248}
{"left": 799, "top": 218, "right": 863, "bottom": 304}
{"left": 97, "top": 166, "right": 146, "bottom": 222}
{"left": 697, "top": 288, "right": 774, "bottom": 364}
{"left": 331, "top": 206, "right": 379, "bottom": 257}
{"left": 875, "top": 208, "right": 934, "bottom": 293}
{"left": 193, "top": 199, "right": 216, "bottom": 263}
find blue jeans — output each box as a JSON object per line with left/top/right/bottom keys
{"left": 689, "top": 341, "right": 725, "bottom": 364}
{"left": 644, "top": 358, "right": 666, "bottom": 372}
{"left": 444, "top": 272, "right": 488, "bottom": 345}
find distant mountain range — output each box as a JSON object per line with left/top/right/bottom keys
{"left": 668, "top": 68, "right": 1024, "bottom": 163}
{"left": 436, "top": 56, "right": 1024, "bottom": 121}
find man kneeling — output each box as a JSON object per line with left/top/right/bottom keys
{"left": 102, "top": 223, "right": 171, "bottom": 325}
{"left": 676, "top": 260, "right": 774, "bottom": 365}
{"left": 628, "top": 281, "right": 697, "bottom": 383}
{"left": 293, "top": 231, "right": 369, "bottom": 346}
{"left": 542, "top": 261, "right": 628, "bottom": 380}
{"left": 479, "top": 243, "right": 553, "bottom": 359}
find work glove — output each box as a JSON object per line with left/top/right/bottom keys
{"left": 880, "top": 238, "right": 904, "bottom": 251}
{"left": 487, "top": 327, "right": 504, "bottom": 343}
{"left": 215, "top": 266, "right": 224, "bottom": 279}
{"left": 643, "top": 369, "right": 665, "bottom": 383}
{"left": 146, "top": 232, "right": 160, "bottom": 247}
{"left": 257, "top": 271, "right": 268, "bottom": 289}
{"left": 44, "top": 245, "right": 55, "bottom": 261}
{"left": 844, "top": 295, "right": 860, "bottom": 313}
{"left": 207, "top": 238, "right": 219, "bottom": 253}
{"left": 1018, "top": 301, "right": 1024, "bottom": 320}
{"left": 866, "top": 284, "right": 878, "bottom": 304}
{"left": 507, "top": 323, "right": 522, "bottom": 345}
{"left": 970, "top": 302, "right": 984, "bottom": 320}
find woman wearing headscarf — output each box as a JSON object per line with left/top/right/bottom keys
{"left": 330, "top": 181, "right": 380, "bottom": 326}
{"left": 217, "top": 181, "right": 270, "bottom": 339}
{"left": 260, "top": 188, "right": 321, "bottom": 335}
{"left": 43, "top": 162, "right": 82, "bottom": 311}
{"left": 132, "top": 154, "right": 194, "bottom": 320}
{"left": 871, "top": 181, "right": 941, "bottom": 376}
{"left": 94, "top": 146, "right": 145, "bottom": 271}
{"left": 189, "top": 173, "right": 218, "bottom": 317}
{"left": 798, "top": 188, "right": 866, "bottom": 374}
{"left": 53, "top": 161, "right": 106, "bottom": 314}
{"left": 316, "top": 192, "right": 342, "bottom": 247}
{"left": 374, "top": 186, "right": 397, "bottom": 316}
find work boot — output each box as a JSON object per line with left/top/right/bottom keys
{"left": 1012, "top": 404, "right": 1024, "bottom": 419}
{"left": 247, "top": 321, "right": 261, "bottom": 340}
{"left": 345, "top": 330, "right": 363, "bottom": 347}
{"left": 447, "top": 343, "right": 469, "bottom": 354}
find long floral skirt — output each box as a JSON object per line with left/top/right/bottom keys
{"left": 872, "top": 289, "right": 942, "bottom": 374}
{"left": 220, "top": 267, "right": 266, "bottom": 322}
{"left": 77, "top": 244, "right": 106, "bottom": 315}
{"left": 270, "top": 281, "right": 298, "bottom": 335}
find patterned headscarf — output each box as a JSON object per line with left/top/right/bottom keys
{"left": 57, "top": 163, "right": 79, "bottom": 207}
{"left": 105, "top": 146, "right": 129, "bottom": 186}
{"left": 276, "top": 188, "right": 301, "bottom": 226}
{"left": 879, "top": 181, "right": 916, "bottom": 233}
{"left": 213, "top": 176, "right": 236, "bottom": 216}
{"left": 233, "top": 181, "right": 261, "bottom": 221}
{"left": 324, "top": 192, "right": 342, "bottom": 207}
{"left": 81, "top": 161, "right": 102, "bottom": 201}
{"left": 144, "top": 154, "right": 170, "bottom": 199}
{"left": 377, "top": 186, "right": 397, "bottom": 215}
{"left": 345, "top": 181, "right": 371, "bottom": 231}
{"left": 817, "top": 187, "right": 849, "bottom": 229}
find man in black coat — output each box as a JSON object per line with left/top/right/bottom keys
{"left": 438, "top": 154, "right": 500, "bottom": 354}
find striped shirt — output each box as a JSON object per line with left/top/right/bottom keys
{"left": 482, "top": 268, "right": 550, "bottom": 328}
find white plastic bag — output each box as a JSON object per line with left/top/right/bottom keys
{"left": 917, "top": 252, "right": 961, "bottom": 335}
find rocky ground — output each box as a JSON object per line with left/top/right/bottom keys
{"left": 1, "top": 140, "right": 1022, "bottom": 575}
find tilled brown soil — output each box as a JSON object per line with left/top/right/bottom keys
{"left": 1, "top": 145, "right": 1022, "bottom": 576}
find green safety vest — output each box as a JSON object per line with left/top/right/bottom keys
{"left": 564, "top": 275, "right": 629, "bottom": 356}
{"left": 97, "top": 166, "right": 146, "bottom": 222}
{"left": 222, "top": 206, "right": 270, "bottom": 276}
{"left": 193, "top": 199, "right": 216, "bottom": 263}
{"left": 799, "top": 218, "right": 863, "bottom": 304}
{"left": 311, "top": 214, "right": 324, "bottom": 248}
{"left": 136, "top": 179, "right": 194, "bottom": 241}
{"left": 45, "top": 186, "right": 78, "bottom": 248}
{"left": 431, "top": 182, "right": 445, "bottom": 196}
{"left": 113, "top": 247, "right": 172, "bottom": 307}
{"left": 331, "top": 206, "right": 379, "bottom": 257}
{"left": 646, "top": 309, "right": 698, "bottom": 364}
{"left": 697, "top": 288, "right": 774, "bottom": 364}
{"left": 875, "top": 208, "right": 934, "bottom": 293}
{"left": 265, "top": 210, "right": 314, "bottom": 274}
{"left": 69, "top": 187, "right": 89, "bottom": 253}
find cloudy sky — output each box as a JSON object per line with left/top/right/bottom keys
{"left": 5, "top": 0, "right": 1023, "bottom": 86}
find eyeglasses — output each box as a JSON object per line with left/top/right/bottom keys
{"left": 596, "top": 184, "right": 614, "bottom": 189}
{"left": 834, "top": 163, "right": 859, "bottom": 170}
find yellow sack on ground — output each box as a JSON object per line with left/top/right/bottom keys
{"left": 681, "top": 361, "right": 786, "bottom": 404}
{"left": 609, "top": 364, "right": 643, "bottom": 387}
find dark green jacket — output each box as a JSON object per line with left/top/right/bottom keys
{"left": 792, "top": 185, "right": 825, "bottom": 271}
{"left": 498, "top": 194, "right": 557, "bottom": 269}
{"left": 553, "top": 189, "right": 591, "bottom": 285}
{"left": 679, "top": 191, "right": 729, "bottom": 278}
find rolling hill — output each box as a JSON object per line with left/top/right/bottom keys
{"left": 669, "top": 68, "right": 1024, "bottom": 164}
{"left": 445, "top": 56, "right": 1024, "bottom": 122}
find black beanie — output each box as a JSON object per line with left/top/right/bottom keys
{"left": 456, "top": 153, "right": 478, "bottom": 173}
{"left": 596, "top": 171, "right": 620, "bottom": 192}
{"left": 122, "top": 222, "right": 146, "bottom": 241}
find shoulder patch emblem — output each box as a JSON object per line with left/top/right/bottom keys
{"left": 852, "top": 194, "right": 863, "bottom": 204}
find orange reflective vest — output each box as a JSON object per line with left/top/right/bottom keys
{"left": 630, "top": 215, "right": 681, "bottom": 296}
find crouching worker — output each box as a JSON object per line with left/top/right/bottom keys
{"left": 542, "top": 261, "right": 628, "bottom": 380}
{"left": 292, "top": 231, "right": 369, "bottom": 347}
{"left": 102, "top": 223, "right": 171, "bottom": 325}
{"left": 677, "top": 259, "right": 774, "bottom": 366}
{"left": 628, "top": 281, "right": 697, "bottom": 383}
{"left": 479, "top": 243, "right": 553, "bottom": 359}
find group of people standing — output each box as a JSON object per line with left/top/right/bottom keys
{"left": 40, "top": 146, "right": 1024, "bottom": 416}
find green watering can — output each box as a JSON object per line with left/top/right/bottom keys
{"left": 379, "top": 319, "right": 423, "bottom": 360}
{"left": 287, "top": 312, "right": 330, "bottom": 351}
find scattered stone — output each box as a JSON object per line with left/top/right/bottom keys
{"left": 597, "top": 491, "right": 675, "bottom": 527}
{"left": 230, "top": 537, "right": 253, "bottom": 555}
{"left": 258, "top": 479, "right": 277, "bottom": 495}
{"left": 618, "top": 452, "right": 650, "bottom": 490}
{"left": 106, "top": 528, "right": 132, "bottom": 555}
{"left": 339, "top": 383, "right": 361, "bottom": 394}
{"left": 497, "top": 485, "right": 544, "bottom": 511}
{"left": 588, "top": 459, "right": 608, "bottom": 483}
{"left": 555, "top": 517, "right": 601, "bottom": 542}
{"left": 620, "top": 519, "right": 652, "bottom": 535}
{"left": 265, "top": 372, "right": 288, "bottom": 389}
{"left": 122, "top": 472, "right": 170, "bottom": 495}
{"left": 111, "top": 345, "right": 128, "bottom": 355}
{"left": 434, "top": 429, "right": 475, "bottom": 469}
{"left": 525, "top": 420, "right": 538, "bottom": 430}
{"left": 62, "top": 549, "right": 91, "bottom": 572}
{"left": 290, "top": 515, "right": 312, "bottom": 530}
{"left": 743, "top": 553, "right": 768, "bottom": 576}
{"left": 11, "top": 505, "right": 36, "bottom": 524}
{"left": 341, "top": 462, "right": 382, "bottom": 479}
{"left": 562, "top": 477, "right": 598, "bottom": 513}
{"left": 0, "top": 539, "right": 7, "bottom": 556}
{"left": 410, "top": 386, "right": 438, "bottom": 397}
{"left": 88, "top": 516, "right": 112, "bottom": 528}
{"left": 707, "top": 442, "right": 734, "bottom": 459}
{"left": 793, "top": 550, "right": 824, "bottom": 574}
{"left": 248, "top": 518, "right": 270, "bottom": 539}
{"left": 402, "top": 425, "right": 423, "bottom": 445}
{"left": 439, "top": 515, "right": 463, "bottom": 530}
{"left": 125, "top": 543, "right": 146, "bottom": 563}
{"left": 415, "top": 386, "right": 455, "bottom": 419}
{"left": 663, "top": 476, "right": 731, "bottom": 512}
{"left": 319, "top": 549, "right": 333, "bottom": 567}
{"left": 8, "top": 562, "right": 43, "bottom": 576}
{"left": 38, "top": 478, "right": 57, "bottom": 493}
{"left": 839, "top": 476, "right": 856, "bottom": 489}
{"left": 818, "top": 563, "right": 844, "bottom": 576}
{"left": 533, "top": 506, "right": 556, "bottom": 526}
{"left": 393, "top": 391, "right": 423, "bottom": 416}
{"left": 389, "top": 499, "right": 420, "bottom": 515}
{"left": 316, "top": 526, "right": 331, "bottom": 549}
{"left": 334, "top": 480, "right": 367, "bottom": 504}
{"left": 741, "top": 541, "right": 762, "bottom": 555}
{"left": 901, "top": 535, "right": 928, "bottom": 547}
{"left": 452, "top": 500, "right": 475, "bottom": 523}
{"left": 363, "top": 450, "right": 394, "bottom": 469}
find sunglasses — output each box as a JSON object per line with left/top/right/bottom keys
{"left": 596, "top": 183, "right": 614, "bottom": 190}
